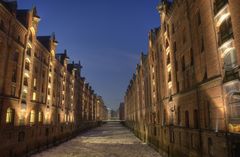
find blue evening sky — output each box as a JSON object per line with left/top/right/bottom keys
{"left": 18, "top": 0, "right": 160, "bottom": 110}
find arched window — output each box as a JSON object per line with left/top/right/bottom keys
{"left": 38, "top": 111, "right": 43, "bottom": 123}
{"left": 228, "top": 92, "right": 240, "bottom": 122}
{"left": 30, "top": 110, "right": 35, "bottom": 124}
{"left": 224, "top": 48, "right": 237, "bottom": 71}
{"left": 23, "top": 77, "right": 28, "bottom": 86}
{"left": 29, "top": 32, "right": 33, "bottom": 42}
{"left": 25, "top": 60, "right": 30, "bottom": 71}
{"left": 6, "top": 108, "right": 14, "bottom": 124}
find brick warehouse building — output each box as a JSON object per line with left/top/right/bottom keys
{"left": 0, "top": 1, "right": 107, "bottom": 157}
{"left": 124, "top": 0, "right": 240, "bottom": 157}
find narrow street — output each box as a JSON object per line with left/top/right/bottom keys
{"left": 32, "top": 122, "right": 162, "bottom": 157}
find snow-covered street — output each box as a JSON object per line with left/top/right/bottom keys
{"left": 32, "top": 122, "right": 162, "bottom": 157}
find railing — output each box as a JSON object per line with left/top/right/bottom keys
{"left": 214, "top": 0, "right": 228, "bottom": 15}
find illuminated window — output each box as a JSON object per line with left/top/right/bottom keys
{"left": 65, "top": 114, "right": 67, "bottom": 122}
{"left": 23, "top": 77, "right": 28, "bottom": 86}
{"left": 22, "top": 92, "right": 27, "bottom": 103}
{"left": 33, "top": 78, "right": 37, "bottom": 87}
{"left": 224, "top": 49, "right": 237, "bottom": 71}
{"left": 38, "top": 111, "right": 43, "bottom": 123}
{"left": 32, "top": 92, "right": 36, "bottom": 101}
{"left": 30, "top": 110, "right": 35, "bottom": 124}
{"left": 12, "top": 66, "right": 17, "bottom": 83}
{"left": 26, "top": 47, "right": 31, "bottom": 56}
{"left": 6, "top": 108, "right": 14, "bottom": 124}
{"left": 25, "top": 61, "right": 30, "bottom": 71}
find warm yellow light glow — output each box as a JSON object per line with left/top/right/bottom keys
{"left": 64, "top": 114, "right": 67, "bottom": 122}
{"left": 6, "top": 108, "right": 13, "bottom": 123}
{"left": 25, "top": 58, "right": 31, "bottom": 63}
{"left": 168, "top": 82, "right": 172, "bottom": 88}
{"left": 215, "top": 5, "right": 229, "bottom": 26}
{"left": 30, "top": 110, "right": 35, "bottom": 124}
{"left": 32, "top": 92, "right": 36, "bottom": 101}
{"left": 48, "top": 84, "right": 51, "bottom": 88}
{"left": 166, "top": 47, "right": 170, "bottom": 54}
{"left": 167, "top": 64, "right": 171, "bottom": 72}
{"left": 27, "top": 42, "right": 32, "bottom": 48}
{"left": 38, "top": 112, "right": 43, "bottom": 122}
{"left": 229, "top": 124, "right": 240, "bottom": 132}
{"left": 33, "top": 78, "right": 37, "bottom": 87}
{"left": 24, "top": 72, "right": 30, "bottom": 78}
{"left": 216, "top": 13, "right": 230, "bottom": 27}
{"left": 219, "top": 39, "right": 234, "bottom": 52}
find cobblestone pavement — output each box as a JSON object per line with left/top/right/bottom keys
{"left": 32, "top": 122, "right": 162, "bottom": 157}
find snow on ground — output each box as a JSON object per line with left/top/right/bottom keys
{"left": 32, "top": 122, "right": 162, "bottom": 157}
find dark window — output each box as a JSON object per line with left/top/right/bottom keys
{"left": 205, "top": 101, "right": 211, "bottom": 128}
{"left": 25, "top": 61, "right": 30, "bottom": 70}
{"left": 185, "top": 110, "right": 190, "bottom": 128}
{"left": 194, "top": 109, "right": 199, "bottom": 129}
{"left": 45, "top": 128, "right": 49, "bottom": 136}
{"left": 23, "top": 77, "right": 28, "bottom": 86}
{"left": 182, "top": 56, "right": 185, "bottom": 71}
{"left": 172, "top": 23, "right": 175, "bottom": 34}
{"left": 173, "top": 42, "right": 177, "bottom": 54}
{"left": 175, "top": 60, "right": 178, "bottom": 72}
{"left": 178, "top": 107, "right": 181, "bottom": 125}
{"left": 170, "top": 129, "right": 175, "bottom": 143}
{"left": 18, "top": 131, "right": 25, "bottom": 142}
{"left": 183, "top": 29, "right": 186, "bottom": 44}
{"left": 218, "top": 17, "right": 233, "bottom": 46}
{"left": 201, "top": 36, "right": 205, "bottom": 52}
{"left": 12, "top": 67, "right": 17, "bottom": 83}
{"left": 197, "top": 11, "right": 201, "bottom": 25}
{"left": 12, "top": 52, "right": 19, "bottom": 62}
{"left": 167, "top": 53, "right": 171, "bottom": 64}
{"left": 26, "top": 47, "right": 31, "bottom": 56}
{"left": 190, "top": 48, "right": 194, "bottom": 66}
{"left": 208, "top": 138, "right": 213, "bottom": 156}
{"left": 176, "top": 81, "right": 180, "bottom": 92}
{"left": 10, "top": 85, "right": 16, "bottom": 96}
{"left": 163, "top": 109, "right": 167, "bottom": 125}
{"left": 168, "top": 72, "right": 172, "bottom": 82}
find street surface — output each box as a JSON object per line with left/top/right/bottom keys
{"left": 32, "top": 122, "right": 162, "bottom": 157}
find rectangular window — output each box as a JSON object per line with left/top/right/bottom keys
{"left": 32, "top": 92, "right": 36, "bottom": 101}
{"left": 33, "top": 78, "right": 37, "bottom": 88}
{"left": 190, "top": 48, "right": 194, "bottom": 66}
{"left": 178, "top": 107, "right": 181, "bottom": 125}
{"left": 194, "top": 109, "right": 199, "bottom": 129}
{"left": 12, "top": 66, "right": 17, "bottom": 83}
{"left": 182, "top": 56, "right": 185, "bottom": 71}
{"left": 185, "top": 111, "right": 190, "bottom": 128}
{"left": 11, "top": 85, "right": 16, "bottom": 96}
{"left": 12, "top": 52, "right": 19, "bottom": 62}
{"left": 197, "top": 11, "right": 201, "bottom": 25}
{"left": 172, "top": 23, "right": 175, "bottom": 34}
{"left": 201, "top": 36, "right": 205, "bottom": 53}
